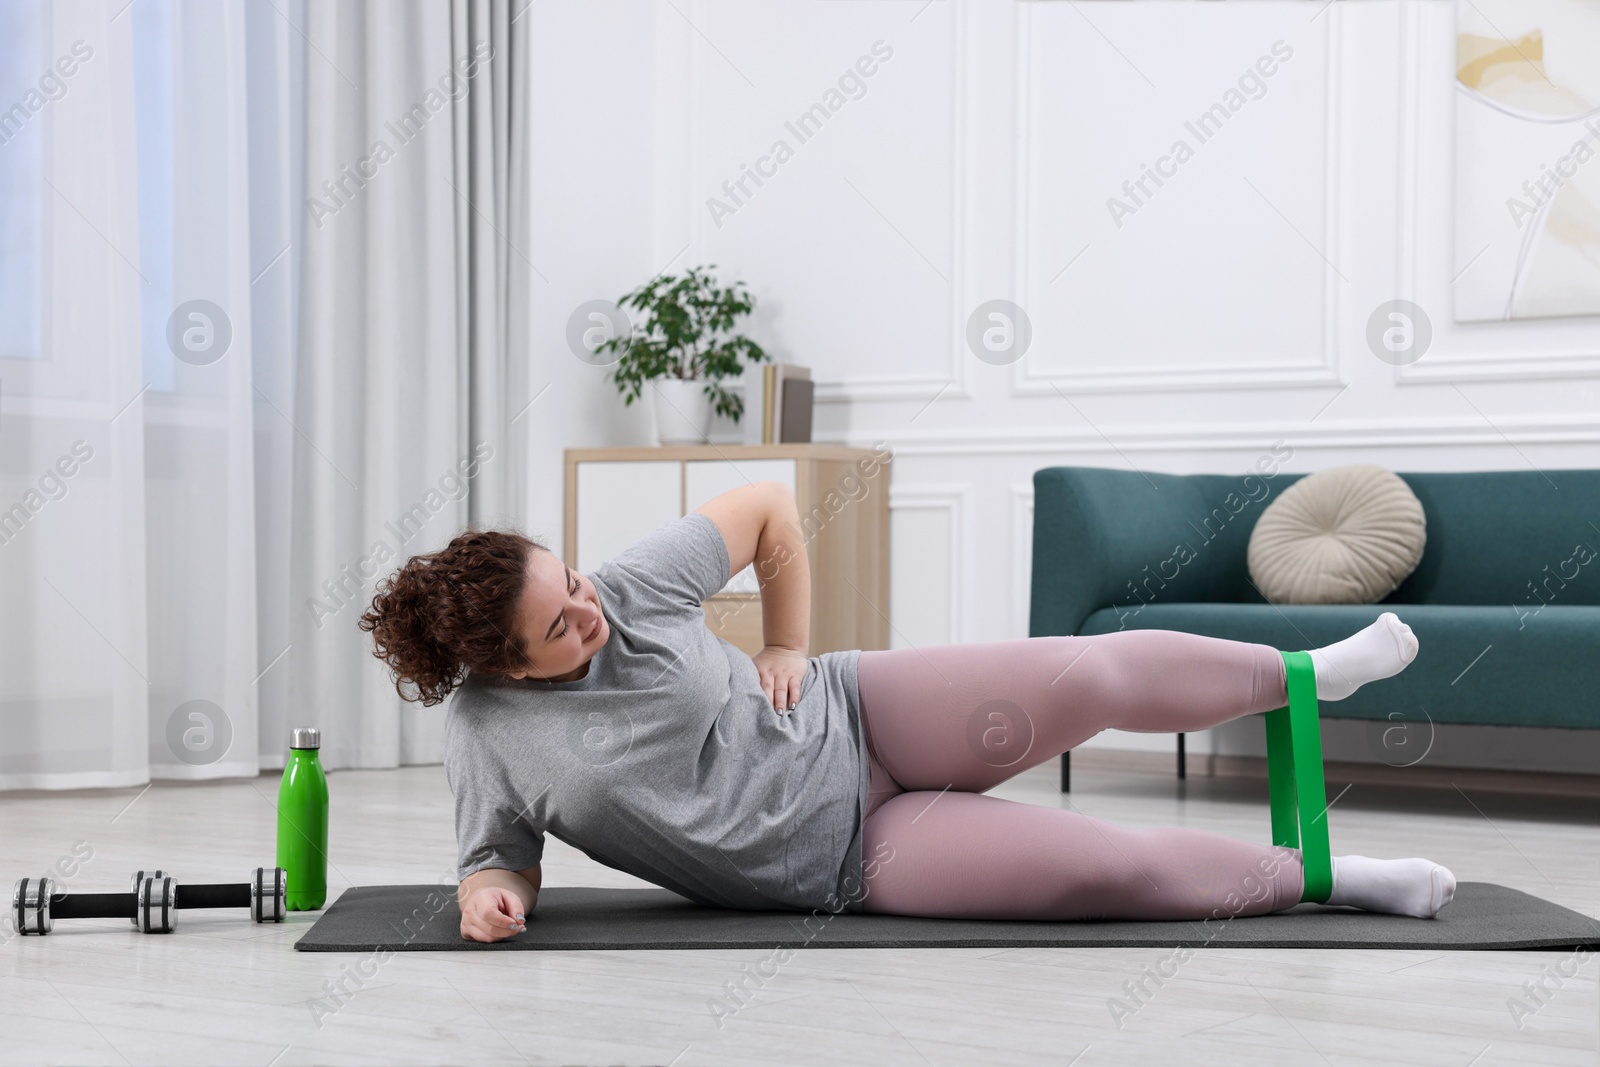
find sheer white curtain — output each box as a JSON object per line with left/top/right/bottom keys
{"left": 0, "top": 0, "right": 529, "bottom": 789}
{"left": 0, "top": 0, "right": 298, "bottom": 789}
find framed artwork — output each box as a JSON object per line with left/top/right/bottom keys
{"left": 1454, "top": 0, "right": 1600, "bottom": 322}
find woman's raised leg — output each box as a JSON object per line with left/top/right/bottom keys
{"left": 856, "top": 631, "right": 1286, "bottom": 795}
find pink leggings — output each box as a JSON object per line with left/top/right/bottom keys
{"left": 855, "top": 631, "right": 1305, "bottom": 921}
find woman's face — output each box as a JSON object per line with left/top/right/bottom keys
{"left": 507, "top": 549, "right": 608, "bottom": 682}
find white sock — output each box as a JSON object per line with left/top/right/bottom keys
{"left": 1323, "top": 854, "right": 1456, "bottom": 918}
{"left": 1305, "top": 611, "right": 1419, "bottom": 701}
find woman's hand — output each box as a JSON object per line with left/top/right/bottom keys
{"left": 753, "top": 644, "right": 808, "bottom": 715}
{"left": 459, "top": 884, "right": 528, "bottom": 943}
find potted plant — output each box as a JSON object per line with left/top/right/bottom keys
{"left": 596, "top": 265, "right": 772, "bottom": 444}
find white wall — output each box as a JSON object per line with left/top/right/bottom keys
{"left": 524, "top": 1, "right": 1600, "bottom": 774}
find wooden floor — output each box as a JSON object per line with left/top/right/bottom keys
{"left": 2, "top": 753, "right": 1596, "bottom": 1066}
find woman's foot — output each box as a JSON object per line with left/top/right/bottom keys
{"left": 1305, "top": 611, "right": 1418, "bottom": 701}
{"left": 1324, "top": 854, "right": 1456, "bottom": 918}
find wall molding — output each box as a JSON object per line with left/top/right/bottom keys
{"left": 1397, "top": 348, "right": 1600, "bottom": 383}
{"left": 1394, "top": 0, "right": 1600, "bottom": 385}
{"left": 1010, "top": 483, "right": 1034, "bottom": 640}
{"left": 817, "top": 410, "right": 1600, "bottom": 456}
{"left": 886, "top": 484, "right": 973, "bottom": 645}
{"left": 1008, "top": 2, "right": 1345, "bottom": 395}
{"left": 682, "top": 0, "right": 974, "bottom": 405}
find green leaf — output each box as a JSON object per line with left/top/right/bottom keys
{"left": 600, "top": 265, "right": 774, "bottom": 423}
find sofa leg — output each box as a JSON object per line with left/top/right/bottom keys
{"left": 1177, "top": 732, "right": 1186, "bottom": 781}
{"left": 1060, "top": 751, "right": 1071, "bottom": 793}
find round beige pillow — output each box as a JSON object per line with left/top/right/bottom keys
{"left": 1247, "top": 465, "right": 1426, "bottom": 605}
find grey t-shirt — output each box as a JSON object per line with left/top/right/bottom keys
{"left": 443, "top": 512, "right": 870, "bottom": 913}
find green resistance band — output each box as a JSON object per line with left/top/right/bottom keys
{"left": 1264, "top": 649, "right": 1332, "bottom": 903}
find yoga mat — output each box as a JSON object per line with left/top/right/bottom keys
{"left": 294, "top": 882, "right": 1600, "bottom": 952}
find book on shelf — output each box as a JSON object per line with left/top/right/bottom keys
{"left": 757, "top": 363, "right": 813, "bottom": 444}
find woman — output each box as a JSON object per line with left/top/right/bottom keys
{"left": 360, "top": 481, "right": 1456, "bottom": 943}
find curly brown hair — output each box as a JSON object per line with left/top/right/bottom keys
{"left": 358, "top": 529, "right": 549, "bottom": 706}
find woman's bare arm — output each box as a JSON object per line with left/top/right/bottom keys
{"left": 458, "top": 864, "right": 540, "bottom": 912}
{"left": 695, "top": 481, "right": 810, "bottom": 654}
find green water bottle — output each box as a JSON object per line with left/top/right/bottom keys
{"left": 276, "top": 726, "right": 328, "bottom": 911}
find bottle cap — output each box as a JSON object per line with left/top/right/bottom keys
{"left": 290, "top": 726, "right": 321, "bottom": 750}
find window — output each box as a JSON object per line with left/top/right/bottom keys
{"left": 0, "top": 2, "right": 45, "bottom": 361}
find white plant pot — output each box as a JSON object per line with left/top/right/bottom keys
{"left": 651, "top": 377, "right": 715, "bottom": 444}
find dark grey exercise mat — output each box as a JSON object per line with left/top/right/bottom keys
{"left": 293, "top": 882, "right": 1599, "bottom": 952}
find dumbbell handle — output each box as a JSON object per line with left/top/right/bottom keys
{"left": 174, "top": 883, "right": 252, "bottom": 910}
{"left": 49, "top": 892, "right": 135, "bottom": 920}
{"left": 49, "top": 882, "right": 252, "bottom": 919}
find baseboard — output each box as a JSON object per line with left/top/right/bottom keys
{"left": 1067, "top": 747, "right": 1600, "bottom": 799}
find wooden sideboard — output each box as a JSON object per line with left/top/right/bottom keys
{"left": 563, "top": 444, "right": 891, "bottom": 658}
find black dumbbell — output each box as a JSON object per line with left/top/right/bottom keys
{"left": 128, "top": 869, "right": 167, "bottom": 927}
{"left": 12, "top": 867, "right": 287, "bottom": 934}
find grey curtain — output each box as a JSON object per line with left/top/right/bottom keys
{"left": 456, "top": 0, "right": 532, "bottom": 531}
{"left": 290, "top": 0, "right": 531, "bottom": 769}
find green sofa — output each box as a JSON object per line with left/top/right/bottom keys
{"left": 1030, "top": 465, "right": 1600, "bottom": 791}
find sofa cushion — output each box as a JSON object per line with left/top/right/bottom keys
{"left": 1247, "top": 465, "right": 1426, "bottom": 605}
{"left": 1078, "top": 602, "right": 1600, "bottom": 730}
